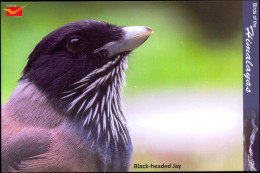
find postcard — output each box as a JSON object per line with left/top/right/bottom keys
{"left": 1, "top": 1, "right": 259, "bottom": 172}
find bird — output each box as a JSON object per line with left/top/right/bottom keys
{"left": 1, "top": 19, "right": 152, "bottom": 172}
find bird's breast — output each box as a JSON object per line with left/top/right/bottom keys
{"left": 57, "top": 120, "right": 133, "bottom": 171}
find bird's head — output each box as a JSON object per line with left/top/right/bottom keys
{"left": 21, "top": 20, "right": 152, "bottom": 119}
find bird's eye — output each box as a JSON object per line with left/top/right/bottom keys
{"left": 67, "top": 37, "right": 85, "bottom": 53}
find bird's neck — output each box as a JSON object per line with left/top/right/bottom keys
{"left": 63, "top": 55, "right": 133, "bottom": 171}
{"left": 60, "top": 55, "right": 130, "bottom": 146}
{"left": 4, "top": 80, "right": 66, "bottom": 128}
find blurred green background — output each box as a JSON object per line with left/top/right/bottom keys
{"left": 1, "top": 1, "right": 243, "bottom": 171}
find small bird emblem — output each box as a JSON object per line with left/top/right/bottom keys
{"left": 1, "top": 20, "right": 152, "bottom": 172}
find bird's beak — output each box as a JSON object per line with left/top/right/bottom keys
{"left": 94, "top": 26, "right": 153, "bottom": 58}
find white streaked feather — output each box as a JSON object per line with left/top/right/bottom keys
{"left": 61, "top": 91, "right": 77, "bottom": 99}
{"left": 107, "top": 130, "right": 111, "bottom": 144}
{"left": 92, "top": 103, "right": 99, "bottom": 120}
{"left": 119, "top": 121, "right": 128, "bottom": 144}
{"left": 104, "top": 72, "right": 111, "bottom": 82}
{"left": 72, "top": 82, "right": 88, "bottom": 91}
{"left": 65, "top": 54, "right": 129, "bottom": 145}
{"left": 112, "top": 68, "right": 115, "bottom": 77}
{"left": 116, "top": 66, "right": 119, "bottom": 75}
{"left": 96, "top": 113, "right": 100, "bottom": 125}
{"left": 84, "top": 92, "right": 98, "bottom": 112}
{"left": 83, "top": 109, "right": 93, "bottom": 126}
{"left": 77, "top": 99, "right": 86, "bottom": 114}
{"left": 62, "top": 90, "right": 73, "bottom": 94}
{"left": 74, "top": 55, "right": 121, "bottom": 85}
{"left": 110, "top": 115, "right": 116, "bottom": 139}
{"left": 85, "top": 130, "right": 92, "bottom": 141}
{"left": 97, "top": 124, "right": 101, "bottom": 138}
{"left": 103, "top": 111, "right": 107, "bottom": 132}
{"left": 101, "top": 95, "right": 106, "bottom": 110}
{"left": 106, "top": 85, "right": 111, "bottom": 102}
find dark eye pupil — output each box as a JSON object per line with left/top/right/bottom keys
{"left": 68, "top": 38, "right": 84, "bottom": 53}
